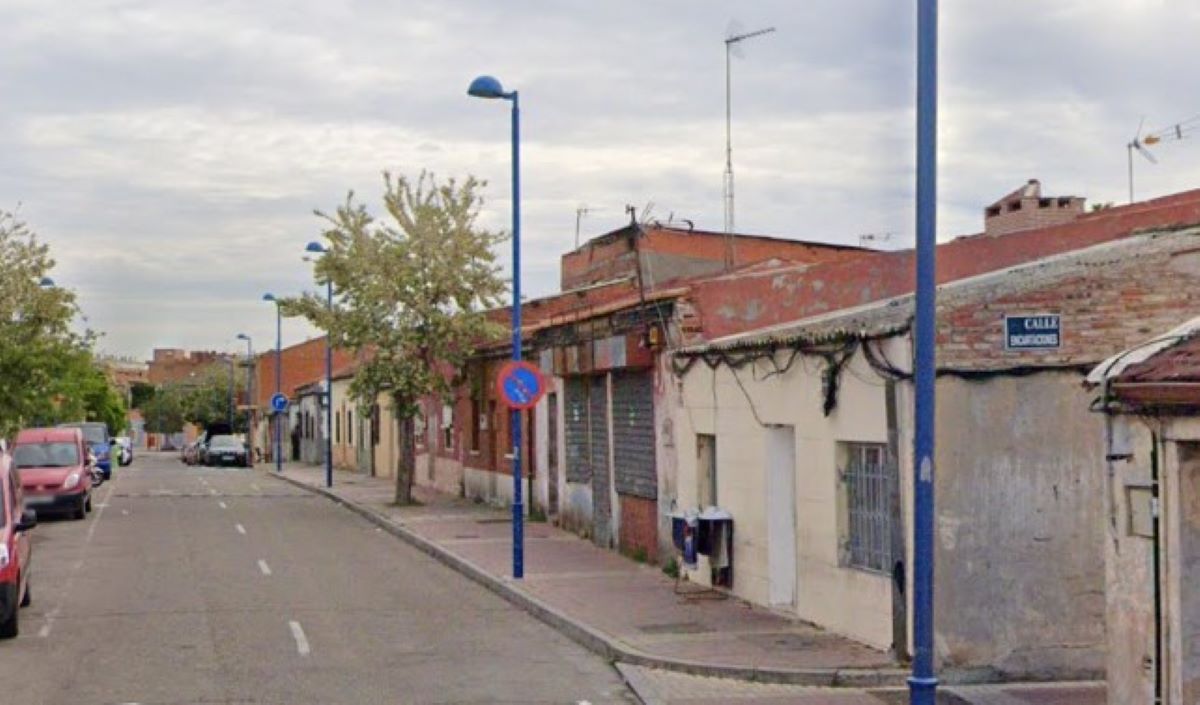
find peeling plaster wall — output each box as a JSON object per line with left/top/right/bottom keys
{"left": 1107, "top": 417, "right": 1200, "bottom": 704}
{"left": 655, "top": 352, "right": 682, "bottom": 562}
{"left": 676, "top": 346, "right": 1109, "bottom": 672}
{"left": 560, "top": 481, "right": 595, "bottom": 537}
{"left": 1168, "top": 435, "right": 1200, "bottom": 704}
{"left": 463, "top": 465, "right": 530, "bottom": 510}
{"left": 1105, "top": 418, "right": 1158, "bottom": 704}
{"left": 675, "top": 343, "right": 898, "bottom": 650}
{"left": 931, "top": 373, "right": 1106, "bottom": 679}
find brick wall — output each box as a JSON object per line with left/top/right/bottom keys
{"left": 618, "top": 494, "right": 659, "bottom": 563}
{"left": 253, "top": 338, "right": 355, "bottom": 408}
{"left": 691, "top": 189, "right": 1200, "bottom": 340}
{"left": 148, "top": 350, "right": 230, "bottom": 385}
{"left": 561, "top": 225, "right": 867, "bottom": 291}
{"left": 935, "top": 228, "right": 1200, "bottom": 370}
{"left": 984, "top": 198, "right": 1084, "bottom": 237}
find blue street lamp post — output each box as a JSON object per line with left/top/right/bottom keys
{"left": 910, "top": 1, "right": 939, "bottom": 704}
{"left": 263, "top": 294, "right": 283, "bottom": 472}
{"left": 305, "top": 242, "right": 334, "bottom": 490}
{"left": 236, "top": 333, "right": 253, "bottom": 456}
{"left": 467, "top": 74, "right": 524, "bottom": 580}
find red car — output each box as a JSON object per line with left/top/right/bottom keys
{"left": 0, "top": 446, "right": 35, "bottom": 638}
{"left": 13, "top": 427, "right": 93, "bottom": 520}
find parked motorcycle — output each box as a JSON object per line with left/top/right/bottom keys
{"left": 86, "top": 451, "right": 104, "bottom": 487}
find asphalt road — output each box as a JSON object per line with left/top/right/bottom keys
{"left": 0, "top": 452, "right": 634, "bottom": 704}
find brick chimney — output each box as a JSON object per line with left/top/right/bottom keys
{"left": 984, "top": 179, "right": 1085, "bottom": 237}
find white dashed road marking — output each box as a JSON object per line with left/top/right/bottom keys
{"left": 235, "top": 523, "right": 246, "bottom": 535}
{"left": 258, "top": 559, "right": 272, "bottom": 576}
{"left": 218, "top": 501, "right": 227, "bottom": 509}
{"left": 289, "top": 621, "right": 310, "bottom": 656}
{"left": 41, "top": 477, "right": 118, "bottom": 638}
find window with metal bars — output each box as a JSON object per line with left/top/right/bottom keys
{"left": 839, "top": 442, "right": 890, "bottom": 573}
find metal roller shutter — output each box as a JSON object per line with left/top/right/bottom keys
{"left": 589, "top": 375, "right": 612, "bottom": 546}
{"left": 612, "top": 370, "right": 657, "bottom": 499}
{"left": 564, "top": 377, "right": 590, "bottom": 483}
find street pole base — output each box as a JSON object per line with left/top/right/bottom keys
{"left": 907, "top": 675, "right": 938, "bottom": 705}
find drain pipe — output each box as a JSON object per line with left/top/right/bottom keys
{"left": 1151, "top": 430, "right": 1163, "bottom": 705}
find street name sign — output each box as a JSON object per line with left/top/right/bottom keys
{"left": 495, "top": 361, "right": 547, "bottom": 410}
{"left": 1004, "top": 314, "right": 1061, "bottom": 350}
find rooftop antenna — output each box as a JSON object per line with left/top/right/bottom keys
{"left": 1127, "top": 113, "right": 1198, "bottom": 203}
{"left": 859, "top": 232, "right": 894, "bottom": 248}
{"left": 574, "top": 205, "right": 594, "bottom": 248}
{"left": 723, "top": 20, "right": 776, "bottom": 270}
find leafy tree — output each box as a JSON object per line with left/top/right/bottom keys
{"left": 130, "top": 381, "right": 156, "bottom": 409}
{"left": 180, "top": 362, "right": 248, "bottom": 431}
{"left": 0, "top": 211, "right": 97, "bottom": 436}
{"left": 285, "top": 172, "right": 507, "bottom": 504}
{"left": 48, "top": 347, "right": 127, "bottom": 433}
{"left": 141, "top": 383, "right": 186, "bottom": 434}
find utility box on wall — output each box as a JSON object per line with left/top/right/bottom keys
{"left": 1125, "top": 484, "right": 1155, "bottom": 539}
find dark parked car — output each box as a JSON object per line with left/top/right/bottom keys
{"left": 204, "top": 435, "right": 248, "bottom": 467}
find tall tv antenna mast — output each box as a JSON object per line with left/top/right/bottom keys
{"left": 723, "top": 21, "right": 775, "bottom": 268}
{"left": 1127, "top": 114, "right": 1198, "bottom": 203}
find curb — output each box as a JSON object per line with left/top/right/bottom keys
{"left": 266, "top": 470, "right": 909, "bottom": 688}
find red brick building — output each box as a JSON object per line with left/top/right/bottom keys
{"left": 251, "top": 337, "right": 355, "bottom": 410}
{"left": 560, "top": 222, "right": 869, "bottom": 290}
{"left": 414, "top": 221, "right": 880, "bottom": 560}
{"left": 147, "top": 348, "right": 232, "bottom": 385}
{"left": 249, "top": 337, "right": 355, "bottom": 463}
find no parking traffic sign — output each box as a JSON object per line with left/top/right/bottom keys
{"left": 495, "top": 361, "right": 547, "bottom": 410}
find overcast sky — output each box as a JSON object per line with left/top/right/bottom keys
{"left": 4, "top": 0, "right": 1199, "bottom": 359}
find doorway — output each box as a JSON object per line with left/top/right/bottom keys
{"left": 547, "top": 392, "right": 559, "bottom": 516}
{"left": 1177, "top": 442, "right": 1200, "bottom": 704}
{"left": 766, "top": 426, "right": 797, "bottom": 608}
{"left": 588, "top": 375, "right": 612, "bottom": 547}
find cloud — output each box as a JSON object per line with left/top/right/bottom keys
{"left": 3, "top": 0, "right": 1199, "bottom": 357}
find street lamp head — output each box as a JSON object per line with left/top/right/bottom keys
{"left": 38, "top": 277, "right": 56, "bottom": 288}
{"left": 236, "top": 333, "right": 249, "bottom": 341}
{"left": 467, "top": 75, "right": 512, "bottom": 100}
{"left": 262, "top": 293, "right": 276, "bottom": 302}
{"left": 305, "top": 241, "right": 328, "bottom": 254}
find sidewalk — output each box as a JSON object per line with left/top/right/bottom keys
{"left": 260, "top": 464, "right": 1105, "bottom": 704}
{"left": 615, "top": 665, "right": 1105, "bottom": 704}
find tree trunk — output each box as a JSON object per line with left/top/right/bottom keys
{"left": 394, "top": 412, "right": 416, "bottom": 505}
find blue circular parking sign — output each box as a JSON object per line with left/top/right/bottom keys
{"left": 270, "top": 393, "right": 289, "bottom": 414}
{"left": 495, "top": 361, "right": 547, "bottom": 410}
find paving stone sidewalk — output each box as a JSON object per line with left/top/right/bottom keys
{"left": 615, "top": 665, "right": 1105, "bottom": 705}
